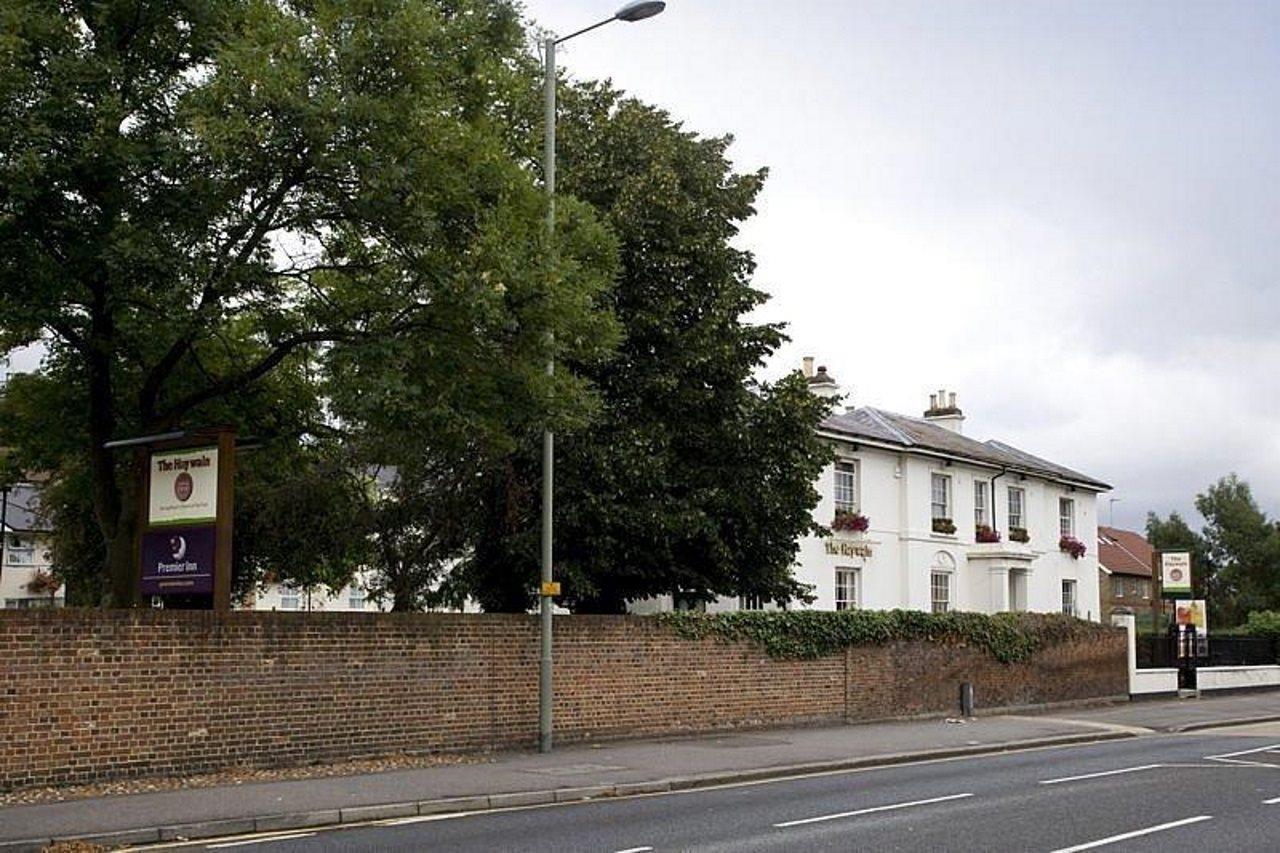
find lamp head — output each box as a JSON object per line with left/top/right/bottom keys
{"left": 615, "top": 1, "right": 666, "bottom": 22}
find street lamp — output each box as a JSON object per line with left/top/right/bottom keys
{"left": 539, "top": 1, "right": 666, "bottom": 755}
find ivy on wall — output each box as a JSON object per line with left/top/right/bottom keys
{"left": 655, "top": 610, "right": 1117, "bottom": 664}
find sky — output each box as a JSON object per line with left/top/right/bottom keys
{"left": 523, "top": 0, "right": 1280, "bottom": 531}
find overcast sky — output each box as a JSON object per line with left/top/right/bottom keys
{"left": 524, "top": 0, "right": 1280, "bottom": 531}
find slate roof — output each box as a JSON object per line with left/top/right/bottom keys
{"left": 1097, "top": 526, "right": 1154, "bottom": 577}
{"left": 820, "top": 406, "right": 1110, "bottom": 491}
{"left": 1, "top": 484, "right": 47, "bottom": 533}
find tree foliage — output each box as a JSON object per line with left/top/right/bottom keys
{"left": 0, "top": 0, "right": 614, "bottom": 604}
{"left": 1149, "top": 474, "right": 1280, "bottom": 626}
{"left": 458, "top": 83, "right": 832, "bottom": 613}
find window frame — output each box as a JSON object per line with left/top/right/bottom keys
{"left": 930, "top": 571, "right": 952, "bottom": 614}
{"left": 279, "top": 586, "right": 300, "bottom": 611}
{"left": 931, "top": 473, "right": 952, "bottom": 520}
{"left": 974, "top": 480, "right": 989, "bottom": 528}
{"left": 348, "top": 588, "right": 366, "bottom": 611}
{"left": 1007, "top": 486, "right": 1025, "bottom": 531}
{"left": 1061, "top": 579, "right": 1077, "bottom": 616}
{"left": 739, "top": 594, "right": 766, "bottom": 612}
{"left": 833, "top": 460, "right": 860, "bottom": 514}
{"left": 835, "top": 567, "right": 860, "bottom": 611}
{"left": 1059, "top": 497, "right": 1075, "bottom": 537}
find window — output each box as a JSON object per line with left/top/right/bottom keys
{"left": 739, "top": 594, "right": 766, "bottom": 611}
{"left": 1061, "top": 580, "right": 1077, "bottom": 616}
{"left": 1142, "top": 580, "right": 1151, "bottom": 600}
{"left": 348, "top": 588, "right": 366, "bottom": 611}
{"left": 673, "top": 592, "right": 706, "bottom": 612}
{"left": 1007, "top": 487, "right": 1025, "bottom": 531}
{"left": 835, "top": 568, "right": 860, "bottom": 611}
{"left": 930, "top": 571, "right": 951, "bottom": 613}
{"left": 279, "top": 586, "right": 300, "bottom": 611}
{"left": 5, "top": 535, "right": 34, "bottom": 565}
{"left": 931, "top": 473, "right": 951, "bottom": 520}
{"left": 1059, "top": 498, "right": 1075, "bottom": 537}
{"left": 1114, "top": 577, "right": 1124, "bottom": 598}
{"left": 974, "top": 481, "right": 989, "bottom": 528}
{"left": 833, "top": 461, "right": 859, "bottom": 513}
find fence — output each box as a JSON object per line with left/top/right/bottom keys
{"left": 1137, "top": 633, "right": 1278, "bottom": 669}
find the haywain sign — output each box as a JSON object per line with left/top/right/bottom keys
{"left": 148, "top": 447, "right": 219, "bottom": 526}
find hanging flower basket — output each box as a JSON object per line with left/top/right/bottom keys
{"left": 932, "top": 517, "right": 957, "bottom": 535}
{"left": 1059, "top": 535, "right": 1087, "bottom": 559}
{"left": 975, "top": 524, "right": 1001, "bottom": 543}
{"left": 832, "top": 508, "right": 870, "bottom": 533}
{"left": 1009, "top": 527, "right": 1030, "bottom": 543}
{"left": 25, "top": 570, "right": 61, "bottom": 597}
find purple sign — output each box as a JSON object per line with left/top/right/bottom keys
{"left": 141, "top": 526, "right": 216, "bottom": 595}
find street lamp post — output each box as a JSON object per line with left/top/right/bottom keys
{"left": 539, "top": 0, "right": 666, "bottom": 755}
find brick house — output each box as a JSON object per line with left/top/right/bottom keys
{"left": 1097, "top": 525, "right": 1154, "bottom": 625}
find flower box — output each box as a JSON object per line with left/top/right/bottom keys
{"left": 832, "top": 509, "right": 870, "bottom": 533}
{"left": 932, "top": 517, "right": 957, "bottom": 535}
{"left": 1059, "top": 535, "right": 1087, "bottom": 559}
{"left": 975, "top": 524, "right": 1001, "bottom": 543}
{"left": 1009, "top": 527, "right": 1030, "bottom": 543}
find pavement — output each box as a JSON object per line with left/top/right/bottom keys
{"left": 3, "top": 690, "right": 1279, "bottom": 851}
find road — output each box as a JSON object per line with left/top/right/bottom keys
{"left": 143, "top": 724, "right": 1280, "bottom": 852}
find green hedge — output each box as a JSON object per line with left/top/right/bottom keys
{"left": 1243, "top": 611, "right": 1280, "bottom": 639}
{"left": 655, "top": 609, "right": 1117, "bottom": 664}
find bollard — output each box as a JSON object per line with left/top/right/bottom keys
{"left": 959, "top": 681, "right": 975, "bottom": 717}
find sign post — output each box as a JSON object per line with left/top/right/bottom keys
{"left": 137, "top": 429, "right": 235, "bottom": 611}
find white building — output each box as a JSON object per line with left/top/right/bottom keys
{"left": 1, "top": 484, "right": 62, "bottom": 609}
{"left": 247, "top": 570, "right": 387, "bottom": 612}
{"left": 637, "top": 361, "right": 1109, "bottom": 620}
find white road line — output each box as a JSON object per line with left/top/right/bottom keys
{"left": 1265, "top": 796, "right": 1280, "bottom": 804}
{"left": 1205, "top": 742, "right": 1280, "bottom": 760}
{"left": 205, "top": 834, "right": 315, "bottom": 849}
{"left": 1049, "top": 816, "right": 1212, "bottom": 853}
{"left": 773, "top": 792, "right": 974, "bottom": 828}
{"left": 1038, "top": 764, "right": 1162, "bottom": 785}
{"left": 378, "top": 812, "right": 473, "bottom": 826}
{"left": 614, "top": 847, "right": 654, "bottom": 853}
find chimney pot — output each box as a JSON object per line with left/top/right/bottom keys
{"left": 929, "top": 393, "right": 938, "bottom": 409}
{"left": 948, "top": 391, "right": 956, "bottom": 408}
{"left": 802, "top": 357, "right": 814, "bottom": 378}
{"left": 817, "top": 365, "right": 827, "bottom": 375}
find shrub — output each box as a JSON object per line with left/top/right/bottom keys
{"left": 1244, "top": 611, "right": 1280, "bottom": 639}
{"left": 832, "top": 509, "right": 870, "bottom": 533}
{"left": 1009, "top": 527, "right": 1030, "bottom": 543}
{"left": 932, "top": 517, "right": 957, "bottom": 535}
{"left": 975, "top": 524, "right": 1001, "bottom": 543}
{"left": 655, "top": 609, "right": 1113, "bottom": 664}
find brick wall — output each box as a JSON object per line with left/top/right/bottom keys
{"left": 0, "top": 610, "right": 1125, "bottom": 790}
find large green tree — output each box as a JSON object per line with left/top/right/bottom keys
{"left": 0, "top": 0, "right": 615, "bottom": 605}
{"left": 458, "top": 83, "right": 832, "bottom": 613}
{"left": 1149, "top": 475, "right": 1280, "bottom": 626}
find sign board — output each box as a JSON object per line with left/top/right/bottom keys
{"left": 540, "top": 581, "right": 561, "bottom": 597}
{"left": 148, "top": 446, "right": 219, "bottom": 526}
{"left": 824, "top": 540, "right": 873, "bottom": 559}
{"left": 140, "top": 526, "right": 216, "bottom": 595}
{"left": 1160, "top": 551, "right": 1192, "bottom": 596}
{"left": 1175, "top": 599, "right": 1208, "bottom": 634}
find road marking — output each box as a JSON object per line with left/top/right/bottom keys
{"left": 773, "top": 792, "right": 974, "bottom": 828}
{"left": 614, "top": 848, "right": 654, "bottom": 853}
{"left": 1205, "top": 742, "right": 1280, "bottom": 760}
{"left": 1265, "top": 796, "right": 1280, "bottom": 804}
{"left": 378, "top": 812, "right": 473, "bottom": 826}
{"left": 206, "top": 834, "right": 315, "bottom": 849}
{"left": 1049, "top": 816, "right": 1212, "bottom": 852}
{"left": 1038, "top": 764, "right": 1162, "bottom": 785}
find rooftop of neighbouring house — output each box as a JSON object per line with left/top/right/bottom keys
{"left": 1097, "top": 526, "right": 1154, "bottom": 577}
{"left": 1, "top": 484, "right": 47, "bottom": 533}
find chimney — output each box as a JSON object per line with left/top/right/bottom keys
{"left": 802, "top": 356, "right": 815, "bottom": 378}
{"left": 806, "top": 363, "right": 851, "bottom": 411}
{"left": 923, "top": 388, "right": 965, "bottom": 434}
